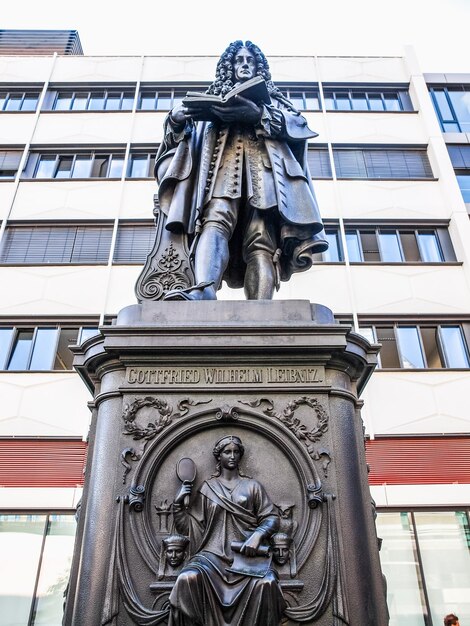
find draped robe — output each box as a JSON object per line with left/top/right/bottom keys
{"left": 169, "top": 476, "right": 286, "bottom": 626}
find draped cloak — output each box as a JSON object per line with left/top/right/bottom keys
{"left": 155, "top": 94, "right": 326, "bottom": 289}
{"left": 169, "top": 477, "right": 286, "bottom": 626}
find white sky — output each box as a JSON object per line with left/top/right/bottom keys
{"left": 3, "top": 0, "right": 470, "bottom": 73}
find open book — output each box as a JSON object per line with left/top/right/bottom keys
{"left": 182, "top": 76, "right": 271, "bottom": 114}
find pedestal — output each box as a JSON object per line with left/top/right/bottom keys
{"left": 64, "top": 300, "right": 389, "bottom": 625}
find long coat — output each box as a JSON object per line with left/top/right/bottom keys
{"left": 155, "top": 95, "right": 326, "bottom": 288}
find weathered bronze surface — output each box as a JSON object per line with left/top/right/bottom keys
{"left": 64, "top": 301, "right": 389, "bottom": 625}
{"left": 136, "top": 41, "right": 328, "bottom": 302}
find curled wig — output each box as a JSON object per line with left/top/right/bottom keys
{"left": 207, "top": 40, "right": 296, "bottom": 111}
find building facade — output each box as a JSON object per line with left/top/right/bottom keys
{"left": 0, "top": 38, "right": 469, "bottom": 626}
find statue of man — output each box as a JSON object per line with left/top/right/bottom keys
{"left": 156, "top": 40, "right": 327, "bottom": 301}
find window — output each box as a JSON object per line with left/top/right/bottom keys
{"left": 307, "top": 147, "right": 332, "bottom": 179}
{"left": 344, "top": 225, "right": 454, "bottom": 263}
{"left": 138, "top": 86, "right": 207, "bottom": 111}
{"left": 377, "top": 510, "right": 470, "bottom": 626}
{"left": 358, "top": 323, "right": 470, "bottom": 369}
{"left": 113, "top": 222, "right": 155, "bottom": 262}
{"left": 333, "top": 148, "right": 433, "bottom": 179}
{"left": 310, "top": 226, "right": 344, "bottom": 263}
{"left": 0, "top": 150, "right": 23, "bottom": 179}
{"left": 448, "top": 145, "right": 470, "bottom": 202}
{"left": 45, "top": 89, "right": 135, "bottom": 111}
{"left": 278, "top": 85, "right": 320, "bottom": 110}
{"left": 430, "top": 86, "right": 470, "bottom": 132}
{"left": 323, "top": 87, "right": 413, "bottom": 112}
{"left": 0, "top": 513, "right": 76, "bottom": 626}
{"left": 0, "top": 325, "right": 99, "bottom": 370}
{"left": 0, "top": 90, "right": 40, "bottom": 112}
{"left": 0, "top": 224, "right": 113, "bottom": 264}
{"left": 23, "top": 152, "right": 125, "bottom": 179}
{"left": 127, "top": 152, "right": 157, "bottom": 178}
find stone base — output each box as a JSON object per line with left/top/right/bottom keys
{"left": 64, "top": 301, "right": 388, "bottom": 626}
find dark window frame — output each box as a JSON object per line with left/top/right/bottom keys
{"left": 358, "top": 321, "right": 470, "bottom": 369}
{"left": 0, "top": 90, "right": 40, "bottom": 112}
{"left": 344, "top": 224, "right": 455, "bottom": 264}
{"left": 429, "top": 85, "right": 470, "bottom": 133}
{"left": 44, "top": 88, "right": 136, "bottom": 112}
{"left": 23, "top": 151, "right": 126, "bottom": 180}
{"left": 323, "top": 86, "right": 414, "bottom": 112}
{"left": 333, "top": 147, "right": 435, "bottom": 180}
{"left": 0, "top": 222, "right": 114, "bottom": 265}
{"left": 0, "top": 324, "right": 99, "bottom": 371}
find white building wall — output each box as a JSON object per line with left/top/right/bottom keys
{"left": 0, "top": 49, "right": 469, "bottom": 511}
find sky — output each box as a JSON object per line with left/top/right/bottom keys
{"left": 2, "top": 0, "right": 470, "bottom": 73}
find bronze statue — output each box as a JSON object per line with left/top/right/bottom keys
{"left": 169, "top": 435, "right": 286, "bottom": 625}
{"left": 157, "top": 534, "right": 189, "bottom": 580}
{"left": 156, "top": 40, "right": 327, "bottom": 301}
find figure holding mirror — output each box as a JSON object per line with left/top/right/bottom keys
{"left": 169, "top": 435, "right": 286, "bottom": 625}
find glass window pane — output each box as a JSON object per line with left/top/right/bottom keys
{"left": 32, "top": 516, "right": 76, "bottom": 626}
{"left": 78, "top": 327, "right": 99, "bottom": 343}
{"left": 360, "top": 231, "right": 380, "bottom": 262}
{"left": 351, "top": 92, "right": 368, "bottom": 110}
{"left": 121, "top": 92, "right": 134, "bottom": 110}
{"left": 21, "top": 93, "right": 39, "bottom": 111}
{"left": 414, "top": 511, "right": 470, "bottom": 625}
{"left": 376, "top": 512, "right": 427, "bottom": 626}
{"left": 345, "top": 231, "right": 362, "bottom": 261}
{"left": 322, "top": 231, "right": 341, "bottom": 262}
{"left": 448, "top": 90, "right": 470, "bottom": 132}
{"left": 53, "top": 328, "right": 79, "bottom": 370}
{"left": 0, "top": 515, "right": 47, "bottom": 626}
{"left": 7, "top": 330, "right": 34, "bottom": 370}
{"left": 335, "top": 93, "right": 351, "bottom": 110}
{"left": 440, "top": 326, "right": 470, "bottom": 368}
{"left": 358, "top": 326, "right": 375, "bottom": 343}
{"left": 71, "top": 93, "right": 88, "bottom": 111}
{"left": 416, "top": 232, "right": 443, "bottom": 262}
{"left": 29, "top": 328, "right": 58, "bottom": 370}
{"left": 129, "top": 155, "right": 149, "bottom": 178}
{"left": 35, "top": 156, "right": 56, "bottom": 178}
{"left": 0, "top": 94, "right": 6, "bottom": 110}
{"left": 139, "top": 91, "right": 156, "bottom": 110}
{"left": 384, "top": 93, "right": 401, "bottom": 111}
{"left": 323, "top": 93, "right": 335, "bottom": 110}
{"left": 421, "top": 326, "right": 443, "bottom": 368}
{"left": 71, "top": 155, "right": 92, "bottom": 179}
{"left": 305, "top": 92, "right": 319, "bottom": 110}
{"left": 54, "top": 93, "right": 72, "bottom": 110}
{"left": 400, "top": 232, "right": 420, "bottom": 262}
{"left": 105, "top": 93, "right": 121, "bottom": 110}
{"left": 396, "top": 326, "right": 425, "bottom": 368}
{"left": 88, "top": 92, "right": 105, "bottom": 110}
{"left": 0, "top": 327, "right": 14, "bottom": 369}
{"left": 433, "top": 90, "right": 454, "bottom": 121}
{"left": 5, "top": 94, "right": 22, "bottom": 111}
{"left": 375, "top": 326, "right": 401, "bottom": 368}
{"left": 369, "top": 93, "right": 385, "bottom": 110}
{"left": 399, "top": 91, "right": 413, "bottom": 111}
{"left": 378, "top": 232, "right": 403, "bottom": 262}
{"left": 91, "top": 155, "right": 109, "bottom": 178}
{"left": 156, "top": 91, "right": 172, "bottom": 110}
{"left": 456, "top": 174, "right": 470, "bottom": 203}
{"left": 108, "top": 156, "right": 124, "bottom": 178}
{"left": 55, "top": 157, "right": 73, "bottom": 179}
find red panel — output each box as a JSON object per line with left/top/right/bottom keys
{"left": 366, "top": 437, "right": 470, "bottom": 485}
{"left": 1, "top": 437, "right": 469, "bottom": 489}
{"left": 0, "top": 439, "right": 87, "bottom": 488}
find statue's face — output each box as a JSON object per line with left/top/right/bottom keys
{"left": 219, "top": 442, "right": 241, "bottom": 470}
{"left": 166, "top": 545, "right": 186, "bottom": 567}
{"left": 233, "top": 46, "right": 257, "bottom": 83}
{"left": 272, "top": 543, "right": 290, "bottom": 565}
